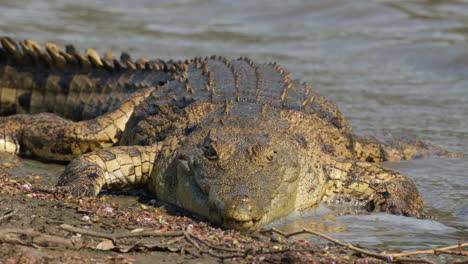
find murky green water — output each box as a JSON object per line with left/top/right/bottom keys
{"left": 0, "top": 0, "right": 466, "bottom": 256}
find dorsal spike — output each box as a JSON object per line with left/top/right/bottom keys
{"left": 137, "top": 56, "right": 149, "bottom": 64}
{"left": 19, "top": 41, "right": 35, "bottom": 58}
{"left": 104, "top": 51, "right": 115, "bottom": 61}
{"left": 101, "top": 59, "right": 114, "bottom": 71}
{"left": 135, "top": 62, "right": 145, "bottom": 70}
{"left": 113, "top": 59, "right": 125, "bottom": 71}
{"left": 45, "top": 42, "right": 60, "bottom": 53}
{"left": 45, "top": 42, "right": 66, "bottom": 68}
{"left": 24, "top": 39, "right": 48, "bottom": 66}
{"left": 74, "top": 52, "right": 92, "bottom": 69}
{"left": 86, "top": 48, "right": 103, "bottom": 67}
{"left": 120, "top": 52, "right": 131, "bottom": 63}
{"left": 65, "top": 44, "right": 77, "bottom": 55}
{"left": 59, "top": 51, "right": 76, "bottom": 64}
{"left": 145, "top": 61, "right": 153, "bottom": 70}
{"left": 1, "top": 37, "right": 21, "bottom": 59}
{"left": 18, "top": 41, "right": 40, "bottom": 65}
{"left": 151, "top": 61, "right": 161, "bottom": 71}
{"left": 126, "top": 60, "right": 136, "bottom": 70}
{"left": 24, "top": 39, "right": 42, "bottom": 54}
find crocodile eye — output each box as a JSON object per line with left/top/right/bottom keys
{"left": 204, "top": 144, "right": 218, "bottom": 160}
{"left": 266, "top": 150, "right": 277, "bottom": 162}
{"left": 203, "top": 137, "right": 218, "bottom": 160}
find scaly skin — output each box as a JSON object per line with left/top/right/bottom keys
{"left": 0, "top": 37, "right": 179, "bottom": 160}
{"left": 0, "top": 37, "right": 179, "bottom": 120}
{"left": 0, "top": 38, "right": 459, "bottom": 231}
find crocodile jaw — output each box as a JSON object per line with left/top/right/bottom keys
{"left": 172, "top": 151, "right": 302, "bottom": 232}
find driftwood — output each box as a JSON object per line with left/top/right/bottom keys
{"left": 0, "top": 228, "right": 82, "bottom": 249}
{"left": 60, "top": 224, "right": 184, "bottom": 242}
{"left": 260, "top": 227, "right": 468, "bottom": 264}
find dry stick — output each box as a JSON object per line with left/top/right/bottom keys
{"left": 188, "top": 232, "right": 329, "bottom": 258}
{"left": 261, "top": 228, "right": 438, "bottom": 264}
{"left": 61, "top": 223, "right": 245, "bottom": 258}
{"left": 278, "top": 228, "right": 468, "bottom": 261}
{"left": 392, "top": 244, "right": 468, "bottom": 257}
{"left": 165, "top": 235, "right": 185, "bottom": 245}
{"left": 0, "top": 228, "right": 81, "bottom": 249}
{"left": 0, "top": 208, "right": 17, "bottom": 221}
{"left": 189, "top": 232, "right": 246, "bottom": 253}
{"left": 433, "top": 249, "right": 468, "bottom": 256}
{"left": 187, "top": 232, "right": 247, "bottom": 259}
{"left": 184, "top": 231, "right": 202, "bottom": 251}
{"left": 60, "top": 224, "right": 184, "bottom": 242}
{"left": 204, "top": 249, "right": 246, "bottom": 259}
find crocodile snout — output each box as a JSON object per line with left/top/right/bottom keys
{"left": 211, "top": 195, "right": 262, "bottom": 231}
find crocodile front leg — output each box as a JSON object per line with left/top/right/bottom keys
{"left": 0, "top": 87, "right": 154, "bottom": 161}
{"left": 56, "top": 144, "right": 162, "bottom": 196}
{"left": 322, "top": 157, "right": 423, "bottom": 216}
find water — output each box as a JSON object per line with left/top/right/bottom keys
{"left": 272, "top": 158, "right": 467, "bottom": 251}
{"left": 0, "top": 0, "right": 466, "bottom": 255}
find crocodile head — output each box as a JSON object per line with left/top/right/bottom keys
{"left": 173, "top": 116, "right": 304, "bottom": 231}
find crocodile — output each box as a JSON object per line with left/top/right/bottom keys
{"left": 0, "top": 37, "right": 458, "bottom": 231}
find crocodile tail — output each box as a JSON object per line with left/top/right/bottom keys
{"left": 0, "top": 37, "right": 177, "bottom": 120}
{"left": 351, "top": 133, "right": 462, "bottom": 162}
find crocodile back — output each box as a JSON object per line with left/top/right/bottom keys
{"left": 121, "top": 56, "right": 351, "bottom": 146}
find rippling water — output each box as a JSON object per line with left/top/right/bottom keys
{"left": 0, "top": 0, "right": 466, "bottom": 257}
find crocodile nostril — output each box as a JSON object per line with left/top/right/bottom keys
{"left": 177, "top": 159, "right": 191, "bottom": 174}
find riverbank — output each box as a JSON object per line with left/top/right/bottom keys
{"left": 1, "top": 158, "right": 465, "bottom": 264}
{"left": 0, "top": 173, "right": 383, "bottom": 264}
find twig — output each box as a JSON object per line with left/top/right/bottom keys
{"left": 189, "top": 232, "right": 246, "bottom": 253}
{"left": 0, "top": 208, "right": 17, "bottom": 221}
{"left": 0, "top": 228, "right": 81, "bottom": 249}
{"left": 187, "top": 231, "right": 322, "bottom": 259}
{"left": 392, "top": 243, "right": 468, "bottom": 257}
{"left": 60, "top": 224, "right": 184, "bottom": 242}
{"left": 434, "top": 249, "right": 468, "bottom": 256}
{"left": 184, "top": 230, "right": 202, "bottom": 251}
{"left": 204, "top": 249, "right": 245, "bottom": 259}
{"left": 184, "top": 229, "right": 245, "bottom": 259}
{"left": 165, "top": 236, "right": 184, "bottom": 245}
